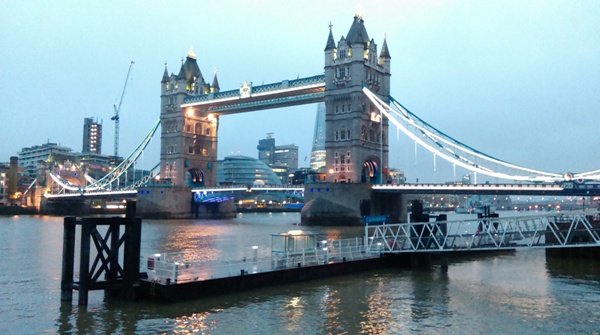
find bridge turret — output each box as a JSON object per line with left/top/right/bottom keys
{"left": 160, "top": 49, "right": 219, "bottom": 188}
{"left": 324, "top": 15, "right": 390, "bottom": 184}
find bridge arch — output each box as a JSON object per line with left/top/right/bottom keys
{"left": 185, "top": 168, "right": 205, "bottom": 187}
{"left": 362, "top": 156, "right": 380, "bottom": 183}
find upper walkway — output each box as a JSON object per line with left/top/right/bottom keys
{"left": 182, "top": 75, "right": 325, "bottom": 114}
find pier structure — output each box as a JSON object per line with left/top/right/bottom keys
{"left": 61, "top": 202, "right": 141, "bottom": 305}
{"left": 58, "top": 204, "right": 599, "bottom": 303}
{"left": 134, "top": 209, "right": 599, "bottom": 301}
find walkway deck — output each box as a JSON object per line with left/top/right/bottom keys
{"left": 137, "top": 211, "right": 599, "bottom": 301}
{"left": 141, "top": 237, "right": 372, "bottom": 284}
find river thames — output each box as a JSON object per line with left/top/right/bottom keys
{"left": 1, "top": 212, "right": 599, "bottom": 334}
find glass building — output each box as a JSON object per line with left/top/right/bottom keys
{"left": 217, "top": 155, "right": 282, "bottom": 186}
{"left": 310, "top": 102, "right": 326, "bottom": 171}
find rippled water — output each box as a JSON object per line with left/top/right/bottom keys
{"left": 1, "top": 213, "right": 599, "bottom": 334}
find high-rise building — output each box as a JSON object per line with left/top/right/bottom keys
{"left": 82, "top": 117, "right": 102, "bottom": 154}
{"left": 257, "top": 133, "right": 276, "bottom": 167}
{"left": 273, "top": 144, "right": 299, "bottom": 170}
{"left": 310, "top": 102, "right": 326, "bottom": 171}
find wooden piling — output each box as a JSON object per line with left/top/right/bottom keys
{"left": 60, "top": 217, "right": 76, "bottom": 302}
{"left": 78, "top": 218, "right": 92, "bottom": 305}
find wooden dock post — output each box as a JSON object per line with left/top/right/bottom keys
{"left": 59, "top": 200, "right": 142, "bottom": 305}
{"left": 60, "top": 216, "right": 76, "bottom": 302}
{"left": 78, "top": 218, "right": 92, "bottom": 305}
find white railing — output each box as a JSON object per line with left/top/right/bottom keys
{"left": 365, "top": 211, "right": 600, "bottom": 253}
{"left": 141, "top": 237, "right": 374, "bottom": 284}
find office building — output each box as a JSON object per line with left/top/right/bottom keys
{"left": 256, "top": 134, "right": 298, "bottom": 183}
{"left": 18, "top": 142, "right": 73, "bottom": 179}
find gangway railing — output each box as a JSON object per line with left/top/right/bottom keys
{"left": 141, "top": 237, "right": 370, "bottom": 284}
{"left": 365, "top": 211, "right": 600, "bottom": 253}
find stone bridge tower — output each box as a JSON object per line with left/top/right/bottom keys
{"left": 324, "top": 15, "right": 391, "bottom": 184}
{"left": 159, "top": 49, "right": 220, "bottom": 187}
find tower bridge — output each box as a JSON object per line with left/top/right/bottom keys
{"left": 36, "top": 15, "right": 600, "bottom": 223}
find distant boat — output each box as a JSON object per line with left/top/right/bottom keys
{"left": 456, "top": 195, "right": 497, "bottom": 215}
{"left": 455, "top": 206, "right": 471, "bottom": 214}
{"left": 455, "top": 205, "right": 497, "bottom": 214}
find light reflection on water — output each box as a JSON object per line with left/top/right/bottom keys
{"left": 0, "top": 212, "right": 599, "bottom": 334}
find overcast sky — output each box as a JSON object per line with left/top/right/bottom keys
{"left": 1, "top": 0, "right": 598, "bottom": 183}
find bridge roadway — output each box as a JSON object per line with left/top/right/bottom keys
{"left": 45, "top": 181, "right": 600, "bottom": 200}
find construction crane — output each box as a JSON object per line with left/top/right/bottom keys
{"left": 111, "top": 61, "right": 134, "bottom": 157}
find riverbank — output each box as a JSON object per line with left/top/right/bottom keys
{"left": 0, "top": 206, "right": 36, "bottom": 216}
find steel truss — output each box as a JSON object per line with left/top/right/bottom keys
{"left": 47, "top": 120, "right": 160, "bottom": 196}
{"left": 365, "top": 211, "right": 600, "bottom": 253}
{"left": 85, "top": 119, "right": 160, "bottom": 191}
{"left": 362, "top": 87, "right": 600, "bottom": 182}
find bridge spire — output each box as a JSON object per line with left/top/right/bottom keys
{"left": 379, "top": 34, "right": 391, "bottom": 59}
{"left": 161, "top": 61, "right": 169, "bottom": 83}
{"left": 324, "top": 22, "right": 336, "bottom": 51}
{"left": 346, "top": 14, "right": 369, "bottom": 46}
{"left": 211, "top": 67, "right": 220, "bottom": 93}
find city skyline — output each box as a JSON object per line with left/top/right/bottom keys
{"left": 2, "top": 1, "right": 599, "bottom": 183}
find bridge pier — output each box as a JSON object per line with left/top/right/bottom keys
{"left": 301, "top": 183, "right": 406, "bottom": 226}
{"left": 137, "top": 186, "right": 236, "bottom": 219}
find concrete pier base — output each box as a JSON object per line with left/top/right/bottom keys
{"left": 137, "top": 186, "right": 236, "bottom": 219}
{"left": 301, "top": 183, "right": 406, "bottom": 226}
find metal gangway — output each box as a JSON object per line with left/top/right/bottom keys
{"left": 365, "top": 211, "right": 600, "bottom": 253}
